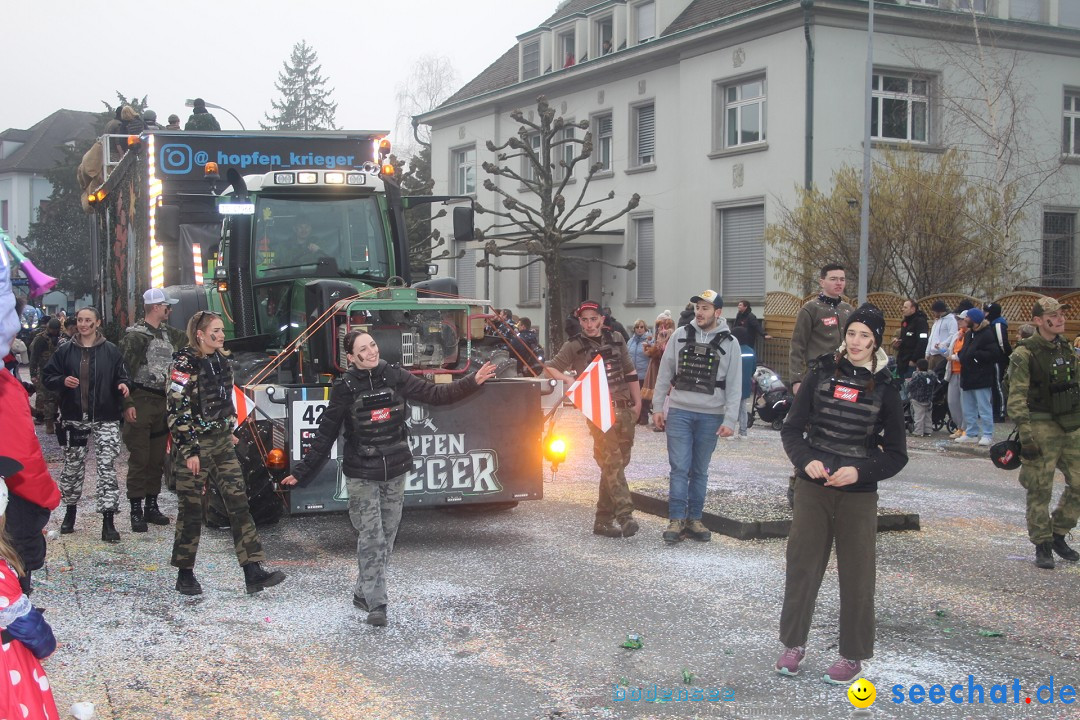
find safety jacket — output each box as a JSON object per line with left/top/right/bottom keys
{"left": 806, "top": 354, "right": 886, "bottom": 459}
{"left": 572, "top": 329, "right": 627, "bottom": 387}
{"left": 341, "top": 369, "right": 410, "bottom": 464}
{"left": 1021, "top": 336, "right": 1080, "bottom": 431}
{"left": 674, "top": 324, "right": 731, "bottom": 394}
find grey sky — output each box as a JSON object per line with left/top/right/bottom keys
{"left": 4, "top": 1, "right": 553, "bottom": 141}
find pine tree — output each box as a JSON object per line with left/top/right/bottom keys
{"left": 261, "top": 41, "right": 338, "bottom": 131}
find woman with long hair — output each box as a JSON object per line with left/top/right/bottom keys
{"left": 41, "top": 307, "right": 130, "bottom": 542}
{"left": 642, "top": 311, "right": 674, "bottom": 431}
{"left": 281, "top": 330, "right": 496, "bottom": 627}
{"left": 775, "top": 304, "right": 908, "bottom": 685}
{"left": 167, "top": 311, "right": 285, "bottom": 596}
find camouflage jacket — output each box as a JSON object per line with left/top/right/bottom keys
{"left": 28, "top": 332, "right": 60, "bottom": 379}
{"left": 184, "top": 112, "right": 220, "bottom": 131}
{"left": 119, "top": 320, "right": 187, "bottom": 407}
{"left": 167, "top": 347, "right": 235, "bottom": 459}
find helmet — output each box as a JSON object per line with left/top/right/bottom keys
{"left": 990, "top": 433, "right": 1021, "bottom": 471}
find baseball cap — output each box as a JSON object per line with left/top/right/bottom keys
{"left": 575, "top": 300, "right": 602, "bottom": 317}
{"left": 1032, "top": 296, "right": 1070, "bottom": 317}
{"left": 690, "top": 290, "right": 723, "bottom": 309}
{"left": 143, "top": 288, "right": 179, "bottom": 305}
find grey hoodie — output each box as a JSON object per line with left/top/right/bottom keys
{"left": 652, "top": 318, "right": 743, "bottom": 430}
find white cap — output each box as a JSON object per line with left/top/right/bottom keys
{"left": 143, "top": 288, "right": 179, "bottom": 305}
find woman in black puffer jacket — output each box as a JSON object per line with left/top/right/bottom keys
{"left": 42, "top": 307, "right": 130, "bottom": 542}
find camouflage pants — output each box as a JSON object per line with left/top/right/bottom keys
{"left": 1018, "top": 420, "right": 1080, "bottom": 544}
{"left": 121, "top": 390, "right": 169, "bottom": 498}
{"left": 171, "top": 429, "right": 265, "bottom": 569}
{"left": 32, "top": 379, "right": 56, "bottom": 421}
{"left": 587, "top": 407, "right": 636, "bottom": 523}
{"left": 347, "top": 474, "right": 405, "bottom": 609}
{"left": 58, "top": 420, "right": 121, "bottom": 513}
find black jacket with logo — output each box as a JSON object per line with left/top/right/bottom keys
{"left": 41, "top": 334, "right": 130, "bottom": 423}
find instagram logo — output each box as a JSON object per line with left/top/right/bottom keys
{"left": 159, "top": 144, "right": 193, "bottom": 174}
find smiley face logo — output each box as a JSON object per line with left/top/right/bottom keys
{"left": 848, "top": 678, "right": 876, "bottom": 708}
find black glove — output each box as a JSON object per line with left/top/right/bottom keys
{"left": 21, "top": 381, "right": 36, "bottom": 396}
{"left": 1019, "top": 431, "right": 1039, "bottom": 461}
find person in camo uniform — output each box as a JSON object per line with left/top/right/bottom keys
{"left": 1007, "top": 296, "right": 1080, "bottom": 570}
{"left": 28, "top": 319, "right": 61, "bottom": 433}
{"left": 41, "top": 307, "right": 130, "bottom": 543}
{"left": 167, "top": 311, "right": 285, "bottom": 596}
{"left": 544, "top": 300, "right": 642, "bottom": 539}
{"left": 119, "top": 289, "right": 187, "bottom": 532}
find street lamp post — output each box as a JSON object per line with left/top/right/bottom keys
{"left": 858, "top": 0, "right": 874, "bottom": 305}
{"left": 184, "top": 99, "right": 246, "bottom": 130}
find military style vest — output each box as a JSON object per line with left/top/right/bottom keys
{"left": 573, "top": 329, "right": 626, "bottom": 387}
{"left": 1025, "top": 336, "right": 1080, "bottom": 431}
{"left": 674, "top": 325, "right": 731, "bottom": 394}
{"left": 198, "top": 352, "right": 234, "bottom": 422}
{"left": 135, "top": 328, "right": 176, "bottom": 391}
{"left": 341, "top": 368, "right": 410, "bottom": 459}
{"left": 807, "top": 356, "right": 884, "bottom": 458}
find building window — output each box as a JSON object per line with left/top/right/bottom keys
{"left": 451, "top": 146, "right": 476, "bottom": 195}
{"left": 522, "top": 40, "right": 541, "bottom": 80}
{"left": 628, "top": 216, "right": 654, "bottom": 302}
{"left": 719, "top": 205, "right": 766, "bottom": 299}
{"left": 1062, "top": 2, "right": 1080, "bottom": 28}
{"left": 596, "top": 18, "right": 614, "bottom": 56}
{"left": 633, "top": 1, "right": 656, "bottom": 44}
{"left": 558, "top": 31, "right": 576, "bottom": 68}
{"left": 455, "top": 241, "right": 477, "bottom": 298}
{"left": 720, "top": 77, "right": 767, "bottom": 148}
{"left": 592, "top": 113, "right": 613, "bottom": 171}
{"left": 520, "top": 255, "right": 541, "bottom": 304}
{"left": 1065, "top": 93, "right": 1080, "bottom": 156}
{"left": 872, "top": 73, "right": 929, "bottom": 143}
{"left": 522, "top": 132, "right": 542, "bottom": 184}
{"left": 1009, "top": 0, "right": 1044, "bottom": 21}
{"left": 1042, "top": 212, "right": 1076, "bottom": 288}
{"left": 558, "top": 126, "right": 576, "bottom": 180}
{"left": 907, "top": 0, "right": 938, "bottom": 5}
{"left": 632, "top": 104, "right": 655, "bottom": 167}
{"left": 957, "top": 0, "right": 987, "bottom": 13}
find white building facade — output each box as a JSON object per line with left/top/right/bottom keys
{"left": 420, "top": 0, "right": 1080, "bottom": 329}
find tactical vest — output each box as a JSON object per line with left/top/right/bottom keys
{"left": 135, "top": 328, "right": 176, "bottom": 391}
{"left": 341, "top": 369, "right": 410, "bottom": 458}
{"left": 198, "top": 353, "right": 234, "bottom": 422}
{"left": 807, "top": 359, "right": 884, "bottom": 458}
{"left": 1025, "top": 337, "right": 1080, "bottom": 431}
{"left": 674, "top": 325, "right": 730, "bottom": 394}
{"left": 574, "top": 329, "right": 625, "bottom": 387}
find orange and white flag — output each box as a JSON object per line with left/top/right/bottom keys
{"left": 233, "top": 385, "right": 251, "bottom": 425}
{"left": 565, "top": 354, "right": 614, "bottom": 432}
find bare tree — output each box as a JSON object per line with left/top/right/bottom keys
{"left": 394, "top": 55, "right": 458, "bottom": 157}
{"left": 477, "top": 96, "right": 640, "bottom": 351}
{"left": 898, "top": 9, "right": 1067, "bottom": 286}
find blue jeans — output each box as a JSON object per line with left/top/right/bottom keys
{"left": 962, "top": 387, "right": 993, "bottom": 439}
{"left": 666, "top": 408, "right": 723, "bottom": 520}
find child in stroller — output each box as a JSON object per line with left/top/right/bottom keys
{"left": 748, "top": 366, "right": 793, "bottom": 431}
{"left": 899, "top": 361, "right": 955, "bottom": 434}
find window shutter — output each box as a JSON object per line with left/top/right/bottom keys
{"left": 520, "top": 255, "right": 540, "bottom": 303}
{"left": 456, "top": 243, "right": 477, "bottom": 298}
{"left": 634, "top": 217, "right": 654, "bottom": 301}
{"left": 637, "top": 105, "right": 655, "bottom": 164}
{"left": 720, "top": 206, "right": 765, "bottom": 298}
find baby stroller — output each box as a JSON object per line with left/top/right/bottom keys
{"left": 899, "top": 364, "right": 955, "bottom": 434}
{"left": 748, "top": 366, "right": 793, "bottom": 431}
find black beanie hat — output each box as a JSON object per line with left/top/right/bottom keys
{"left": 845, "top": 303, "right": 886, "bottom": 349}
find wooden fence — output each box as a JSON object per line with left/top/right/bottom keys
{"left": 759, "top": 291, "right": 1080, "bottom": 381}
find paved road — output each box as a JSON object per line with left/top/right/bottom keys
{"left": 33, "top": 412, "right": 1080, "bottom": 719}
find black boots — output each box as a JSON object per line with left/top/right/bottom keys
{"left": 101, "top": 511, "right": 121, "bottom": 543}
{"left": 130, "top": 498, "right": 147, "bottom": 533}
{"left": 1035, "top": 541, "right": 1055, "bottom": 569}
{"left": 1053, "top": 533, "right": 1080, "bottom": 562}
{"left": 176, "top": 568, "right": 203, "bottom": 596}
{"left": 242, "top": 562, "right": 286, "bottom": 594}
{"left": 143, "top": 495, "right": 170, "bottom": 526}
{"left": 60, "top": 505, "right": 77, "bottom": 534}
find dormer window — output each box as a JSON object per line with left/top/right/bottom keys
{"left": 956, "top": 0, "right": 986, "bottom": 13}
{"left": 633, "top": 1, "right": 656, "bottom": 44}
{"left": 595, "top": 17, "right": 613, "bottom": 56}
{"left": 558, "top": 30, "right": 576, "bottom": 68}
{"left": 522, "top": 39, "right": 541, "bottom": 80}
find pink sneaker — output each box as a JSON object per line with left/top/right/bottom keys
{"left": 775, "top": 646, "right": 806, "bottom": 676}
{"left": 823, "top": 657, "right": 863, "bottom": 685}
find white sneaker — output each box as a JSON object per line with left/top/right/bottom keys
{"left": 978, "top": 436, "right": 992, "bottom": 446}
{"left": 954, "top": 434, "right": 978, "bottom": 444}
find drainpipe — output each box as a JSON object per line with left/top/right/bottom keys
{"left": 802, "top": 0, "right": 815, "bottom": 191}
